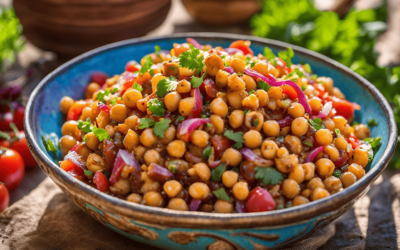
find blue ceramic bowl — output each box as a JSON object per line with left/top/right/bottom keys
{"left": 25, "top": 33, "right": 397, "bottom": 249}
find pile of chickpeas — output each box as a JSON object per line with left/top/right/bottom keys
{"left": 58, "top": 40, "right": 373, "bottom": 213}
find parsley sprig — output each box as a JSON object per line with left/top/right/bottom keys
{"left": 308, "top": 117, "right": 324, "bottom": 130}
{"left": 132, "top": 82, "right": 143, "bottom": 92}
{"left": 138, "top": 118, "right": 171, "bottom": 138}
{"left": 178, "top": 44, "right": 206, "bottom": 87}
{"left": 211, "top": 163, "right": 226, "bottom": 181}
{"left": 224, "top": 130, "right": 245, "bottom": 149}
{"left": 213, "top": 188, "right": 230, "bottom": 201}
{"left": 263, "top": 47, "right": 277, "bottom": 66}
{"left": 139, "top": 56, "right": 153, "bottom": 75}
{"left": 156, "top": 76, "right": 178, "bottom": 97}
{"left": 96, "top": 88, "right": 118, "bottom": 103}
{"left": 258, "top": 80, "right": 271, "bottom": 92}
{"left": 255, "top": 167, "right": 284, "bottom": 185}
{"left": 148, "top": 99, "right": 165, "bottom": 117}
{"left": 278, "top": 47, "right": 294, "bottom": 68}
{"left": 77, "top": 118, "right": 111, "bottom": 142}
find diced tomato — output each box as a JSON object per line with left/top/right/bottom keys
{"left": 229, "top": 40, "right": 254, "bottom": 56}
{"left": 67, "top": 101, "right": 89, "bottom": 121}
{"left": 346, "top": 134, "right": 361, "bottom": 149}
{"left": 246, "top": 186, "right": 275, "bottom": 212}
{"left": 203, "top": 78, "right": 218, "bottom": 98}
{"left": 282, "top": 85, "right": 298, "bottom": 100}
{"left": 125, "top": 60, "right": 141, "bottom": 73}
{"left": 91, "top": 72, "right": 108, "bottom": 86}
{"left": 173, "top": 43, "right": 190, "bottom": 57}
{"left": 60, "top": 159, "right": 86, "bottom": 181}
{"left": 120, "top": 79, "right": 136, "bottom": 95}
{"left": 275, "top": 58, "right": 290, "bottom": 76}
{"left": 102, "top": 140, "right": 116, "bottom": 172}
{"left": 331, "top": 96, "right": 354, "bottom": 119}
{"left": 211, "top": 136, "right": 232, "bottom": 159}
{"left": 93, "top": 171, "right": 109, "bottom": 192}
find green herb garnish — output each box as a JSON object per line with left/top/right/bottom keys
{"left": 255, "top": 167, "right": 284, "bottom": 185}
{"left": 224, "top": 130, "right": 245, "bottom": 150}
{"left": 213, "top": 188, "right": 230, "bottom": 201}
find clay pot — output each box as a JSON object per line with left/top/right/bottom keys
{"left": 181, "top": 0, "right": 260, "bottom": 26}
{"left": 14, "top": 0, "right": 171, "bottom": 59}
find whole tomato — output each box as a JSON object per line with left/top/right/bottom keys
{"left": 12, "top": 106, "right": 25, "bottom": 131}
{"left": 0, "top": 147, "right": 25, "bottom": 192}
{"left": 11, "top": 132, "right": 37, "bottom": 168}
{"left": 0, "top": 112, "right": 13, "bottom": 131}
{"left": 0, "top": 183, "right": 9, "bottom": 213}
{"left": 246, "top": 186, "right": 275, "bottom": 212}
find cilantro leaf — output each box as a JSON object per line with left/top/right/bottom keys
{"left": 176, "top": 116, "right": 185, "bottom": 122}
{"left": 96, "top": 88, "right": 118, "bottom": 103}
{"left": 77, "top": 118, "right": 110, "bottom": 142}
{"left": 213, "top": 188, "right": 230, "bottom": 201}
{"left": 224, "top": 130, "right": 244, "bottom": 150}
{"left": 139, "top": 56, "right": 153, "bottom": 75}
{"left": 278, "top": 47, "right": 294, "bottom": 68}
{"left": 255, "top": 167, "right": 284, "bottom": 185}
{"left": 248, "top": 90, "right": 255, "bottom": 95}
{"left": 132, "top": 82, "right": 143, "bottom": 92}
{"left": 139, "top": 118, "right": 156, "bottom": 129}
{"left": 294, "top": 68, "right": 304, "bottom": 77}
{"left": 153, "top": 119, "right": 171, "bottom": 138}
{"left": 303, "top": 141, "right": 313, "bottom": 147}
{"left": 110, "top": 98, "right": 117, "bottom": 106}
{"left": 84, "top": 170, "right": 93, "bottom": 177}
{"left": 244, "top": 110, "right": 250, "bottom": 115}
{"left": 156, "top": 78, "right": 178, "bottom": 97}
{"left": 179, "top": 44, "right": 204, "bottom": 74}
{"left": 263, "top": 47, "right": 277, "bottom": 66}
{"left": 304, "top": 64, "right": 312, "bottom": 73}
{"left": 203, "top": 146, "right": 212, "bottom": 159}
{"left": 367, "top": 118, "right": 378, "bottom": 127}
{"left": 92, "top": 127, "right": 111, "bottom": 141}
{"left": 77, "top": 118, "right": 94, "bottom": 133}
{"left": 335, "top": 128, "right": 341, "bottom": 137}
{"left": 363, "top": 137, "right": 381, "bottom": 149}
{"left": 148, "top": 99, "right": 165, "bottom": 116}
{"left": 308, "top": 117, "right": 324, "bottom": 130}
{"left": 333, "top": 169, "right": 342, "bottom": 178}
{"left": 42, "top": 135, "right": 58, "bottom": 154}
{"left": 154, "top": 45, "right": 161, "bottom": 58}
{"left": 258, "top": 80, "right": 271, "bottom": 92}
{"left": 190, "top": 71, "right": 206, "bottom": 88}
{"left": 211, "top": 163, "right": 226, "bottom": 181}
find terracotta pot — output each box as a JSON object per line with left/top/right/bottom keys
{"left": 14, "top": 0, "right": 171, "bottom": 59}
{"left": 181, "top": 0, "right": 260, "bottom": 25}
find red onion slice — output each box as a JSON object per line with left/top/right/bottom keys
{"left": 98, "top": 102, "right": 110, "bottom": 113}
{"left": 311, "top": 101, "right": 332, "bottom": 119}
{"left": 147, "top": 163, "right": 174, "bottom": 183}
{"left": 187, "top": 87, "right": 202, "bottom": 119}
{"left": 236, "top": 200, "right": 247, "bottom": 213}
{"left": 244, "top": 68, "right": 312, "bottom": 114}
{"left": 334, "top": 152, "right": 349, "bottom": 168}
{"left": 304, "top": 146, "right": 325, "bottom": 163}
{"left": 186, "top": 38, "right": 203, "bottom": 49}
{"left": 224, "top": 67, "right": 234, "bottom": 74}
{"left": 189, "top": 199, "right": 202, "bottom": 211}
{"left": 70, "top": 144, "right": 78, "bottom": 152}
{"left": 110, "top": 149, "right": 140, "bottom": 185}
{"left": 64, "top": 151, "right": 86, "bottom": 169}
{"left": 277, "top": 115, "right": 294, "bottom": 128}
{"left": 177, "top": 118, "right": 210, "bottom": 142}
{"left": 224, "top": 48, "right": 242, "bottom": 55}
{"left": 240, "top": 148, "right": 274, "bottom": 167}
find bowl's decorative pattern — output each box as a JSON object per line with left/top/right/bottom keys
{"left": 25, "top": 33, "right": 397, "bottom": 249}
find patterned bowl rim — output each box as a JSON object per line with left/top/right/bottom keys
{"left": 24, "top": 33, "right": 398, "bottom": 228}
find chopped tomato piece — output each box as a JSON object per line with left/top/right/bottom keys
{"left": 229, "top": 40, "right": 254, "bottom": 56}
{"left": 282, "top": 85, "right": 298, "bottom": 100}
{"left": 120, "top": 79, "right": 137, "bottom": 95}
{"left": 60, "top": 159, "right": 86, "bottom": 181}
{"left": 211, "top": 136, "right": 232, "bottom": 159}
{"left": 346, "top": 134, "right": 361, "bottom": 149}
{"left": 331, "top": 97, "right": 355, "bottom": 119}
{"left": 246, "top": 187, "right": 275, "bottom": 212}
{"left": 93, "top": 171, "right": 109, "bottom": 192}
{"left": 125, "top": 60, "right": 141, "bottom": 73}
{"left": 67, "top": 101, "right": 89, "bottom": 121}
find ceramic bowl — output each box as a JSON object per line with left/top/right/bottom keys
{"left": 25, "top": 33, "right": 397, "bottom": 249}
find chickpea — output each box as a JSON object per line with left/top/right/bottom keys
{"left": 86, "top": 153, "right": 105, "bottom": 172}
{"left": 350, "top": 148, "right": 369, "bottom": 168}
{"left": 229, "top": 58, "right": 246, "bottom": 73}
{"left": 168, "top": 198, "right": 189, "bottom": 211}
{"left": 315, "top": 129, "right": 333, "bottom": 146}
{"left": 341, "top": 172, "right": 357, "bottom": 188}
{"left": 127, "top": 193, "right": 142, "bottom": 204}
{"left": 105, "top": 125, "right": 116, "bottom": 138}
{"left": 241, "top": 74, "right": 257, "bottom": 91}
{"left": 144, "top": 149, "right": 161, "bottom": 165}
{"left": 267, "top": 87, "right": 283, "bottom": 100}
{"left": 110, "top": 178, "right": 131, "bottom": 195}
{"left": 160, "top": 126, "right": 176, "bottom": 144}
{"left": 164, "top": 91, "right": 182, "bottom": 112}
{"left": 228, "top": 73, "right": 246, "bottom": 91}
{"left": 332, "top": 116, "right": 347, "bottom": 132}
{"left": 268, "top": 100, "right": 277, "bottom": 111}
{"left": 179, "top": 67, "right": 195, "bottom": 77}
{"left": 277, "top": 147, "right": 289, "bottom": 158}
{"left": 210, "top": 97, "right": 228, "bottom": 117}
{"left": 116, "top": 124, "right": 129, "bottom": 135}
{"left": 232, "top": 182, "right": 249, "bottom": 201}
{"left": 222, "top": 171, "right": 239, "bottom": 188}
{"left": 177, "top": 79, "right": 191, "bottom": 93}
{"left": 162, "top": 61, "right": 179, "bottom": 77}
{"left": 256, "top": 89, "right": 269, "bottom": 107}
{"left": 354, "top": 124, "right": 370, "bottom": 140}
{"left": 123, "top": 89, "right": 142, "bottom": 108}
{"left": 163, "top": 180, "right": 183, "bottom": 198}
{"left": 317, "top": 77, "right": 334, "bottom": 94}
{"left": 110, "top": 104, "right": 129, "bottom": 123}
{"left": 302, "top": 163, "right": 316, "bottom": 180}
{"left": 60, "top": 96, "right": 74, "bottom": 115}
{"left": 193, "top": 163, "right": 211, "bottom": 181}
{"left": 315, "top": 158, "right": 335, "bottom": 177}
{"left": 60, "top": 135, "right": 77, "bottom": 156}
{"left": 284, "top": 135, "right": 303, "bottom": 155}
{"left": 141, "top": 173, "right": 161, "bottom": 193}
{"left": 334, "top": 136, "right": 348, "bottom": 151}
{"left": 229, "top": 110, "right": 244, "bottom": 129}
{"left": 324, "top": 145, "right": 339, "bottom": 162}
{"left": 136, "top": 98, "right": 148, "bottom": 112}
{"left": 323, "top": 176, "right": 343, "bottom": 194}
{"left": 252, "top": 61, "right": 278, "bottom": 77}
{"left": 276, "top": 154, "right": 299, "bottom": 173}
{"left": 124, "top": 115, "right": 139, "bottom": 130}
{"left": 142, "top": 191, "right": 164, "bottom": 207}
{"left": 261, "top": 140, "right": 278, "bottom": 160}
{"left": 263, "top": 120, "right": 280, "bottom": 137}
{"left": 85, "top": 132, "right": 100, "bottom": 151}
{"left": 210, "top": 115, "right": 224, "bottom": 134}
{"left": 348, "top": 163, "right": 365, "bottom": 180}
{"left": 189, "top": 182, "right": 210, "bottom": 200}
{"left": 221, "top": 148, "right": 242, "bottom": 166}
{"left": 245, "top": 111, "right": 263, "bottom": 131}
{"left": 243, "top": 130, "right": 262, "bottom": 148}
{"left": 293, "top": 196, "right": 310, "bottom": 206}
{"left": 91, "top": 101, "right": 101, "bottom": 118}
{"left": 242, "top": 94, "right": 259, "bottom": 110}
{"left": 311, "top": 187, "right": 330, "bottom": 201}
{"left": 167, "top": 140, "right": 186, "bottom": 158}
{"left": 301, "top": 189, "right": 312, "bottom": 198}
{"left": 291, "top": 117, "right": 308, "bottom": 137}
{"left": 215, "top": 70, "right": 230, "bottom": 88}
{"left": 191, "top": 130, "right": 209, "bottom": 148}
{"left": 308, "top": 97, "right": 322, "bottom": 113}
{"left": 140, "top": 128, "right": 157, "bottom": 147}
{"left": 289, "top": 164, "right": 305, "bottom": 184}
{"left": 61, "top": 120, "right": 80, "bottom": 140}
{"left": 227, "top": 90, "right": 247, "bottom": 110}
{"left": 214, "top": 200, "right": 234, "bottom": 213}
{"left": 288, "top": 103, "right": 305, "bottom": 118}
{"left": 122, "top": 129, "right": 139, "bottom": 152}
{"left": 80, "top": 107, "right": 93, "bottom": 121}
{"left": 179, "top": 97, "right": 195, "bottom": 117}
{"left": 200, "top": 204, "right": 214, "bottom": 212}
{"left": 282, "top": 179, "right": 301, "bottom": 199}
{"left": 324, "top": 118, "right": 335, "bottom": 132}
{"left": 307, "top": 177, "right": 325, "bottom": 190}
{"left": 205, "top": 53, "right": 224, "bottom": 76}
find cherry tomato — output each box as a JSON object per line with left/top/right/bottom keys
{"left": 211, "top": 136, "right": 232, "bottom": 159}
{"left": 0, "top": 140, "right": 10, "bottom": 147}
{"left": 91, "top": 72, "right": 108, "bottom": 86}
{"left": 246, "top": 186, "right": 275, "bottom": 212}
{"left": 282, "top": 85, "right": 298, "bottom": 100}
{"left": 229, "top": 40, "right": 254, "bottom": 56}
{"left": 93, "top": 171, "right": 109, "bottom": 192}
{"left": 12, "top": 106, "right": 25, "bottom": 131}
{"left": 67, "top": 100, "right": 89, "bottom": 121}
{"left": 60, "top": 159, "right": 86, "bottom": 182}
{"left": 0, "top": 183, "right": 9, "bottom": 213}
{"left": 0, "top": 112, "right": 13, "bottom": 131}
{"left": 11, "top": 132, "right": 37, "bottom": 168}
{"left": 0, "top": 147, "right": 25, "bottom": 192}
{"left": 125, "top": 60, "right": 141, "bottom": 73}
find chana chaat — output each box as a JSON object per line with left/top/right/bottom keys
{"left": 53, "top": 38, "right": 381, "bottom": 213}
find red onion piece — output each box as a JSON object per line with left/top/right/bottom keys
{"left": 204, "top": 78, "right": 218, "bottom": 98}
{"left": 236, "top": 200, "right": 247, "bottom": 213}
{"left": 209, "top": 160, "right": 221, "bottom": 169}
{"left": 334, "top": 152, "right": 349, "bottom": 168}
{"left": 64, "top": 151, "right": 86, "bottom": 169}
{"left": 98, "top": 102, "right": 110, "bottom": 113}
{"left": 311, "top": 101, "right": 332, "bottom": 119}
{"left": 277, "top": 115, "right": 294, "bottom": 128}
{"left": 224, "top": 67, "right": 234, "bottom": 74}
{"left": 120, "top": 71, "right": 136, "bottom": 82}
{"left": 304, "top": 146, "right": 325, "bottom": 163}
{"left": 187, "top": 87, "right": 202, "bottom": 119}
{"left": 70, "top": 144, "right": 78, "bottom": 152}
{"left": 147, "top": 163, "right": 174, "bottom": 183}
{"left": 224, "top": 47, "right": 242, "bottom": 55}
{"left": 177, "top": 118, "right": 210, "bottom": 142}
{"left": 186, "top": 38, "right": 203, "bottom": 49}
{"left": 110, "top": 149, "right": 140, "bottom": 185}
{"left": 240, "top": 148, "right": 274, "bottom": 167}
{"left": 244, "top": 68, "right": 312, "bottom": 114}
{"left": 189, "top": 199, "right": 202, "bottom": 211}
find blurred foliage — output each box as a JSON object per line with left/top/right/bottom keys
{"left": 0, "top": 6, "right": 24, "bottom": 74}
{"left": 251, "top": 0, "right": 400, "bottom": 168}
